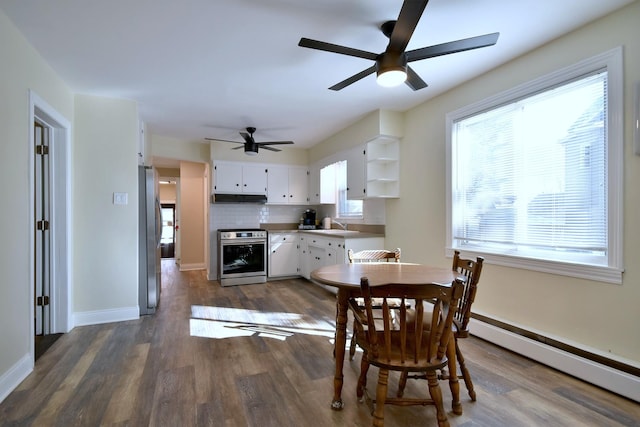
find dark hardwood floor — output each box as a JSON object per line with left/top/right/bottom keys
{"left": 1, "top": 259, "right": 638, "bottom": 426}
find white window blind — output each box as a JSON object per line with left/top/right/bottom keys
{"left": 447, "top": 48, "right": 623, "bottom": 283}
{"left": 452, "top": 72, "right": 608, "bottom": 264}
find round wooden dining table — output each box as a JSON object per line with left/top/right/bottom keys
{"left": 311, "top": 262, "right": 461, "bottom": 410}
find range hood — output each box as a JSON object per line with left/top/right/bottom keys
{"left": 211, "top": 193, "right": 267, "bottom": 204}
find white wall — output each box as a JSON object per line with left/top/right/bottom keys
{"left": 72, "top": 95, "right": 139, "bottom": 323}
{"left": 309, "top": 109, "right": 403, "bottom": 164}
{"left": 0, "top": 8, "right": 74, "bottom": 398}
{"left": 151, "top": 134, "right": 210, "bottom": 165}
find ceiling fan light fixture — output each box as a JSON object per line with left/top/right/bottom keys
{"left": 376, "top": 51, "right": 408, "bottom": 88}
{"left": 376, "top": 67, "right": 407, "bottom": 87}
{"left": 244, "top": 143, "right": 259, "bottom": 156}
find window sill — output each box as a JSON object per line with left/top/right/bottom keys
{"left": 447, "top": 248, "right": 623, "bottom": 285}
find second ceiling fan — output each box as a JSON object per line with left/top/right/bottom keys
{"left": 298, "top": 0, "right": 499, "bottom": 91}
{"left": 206, "top": 127, "right": 294, "bottom": 156}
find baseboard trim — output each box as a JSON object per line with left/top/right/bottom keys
{"left": 179, "top": 263, "right": 205, "bottom": 271}
{"left": 0, "top": 354, "right": 31, "bottom": 404}
{"left": 73, "top": 306, "right": 139, "bottom": 327}
{"left": 469, "top": 317, "right": 640, "bottom": 402}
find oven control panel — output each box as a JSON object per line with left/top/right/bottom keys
{"left": 219, "top": 230, "right": 267, "bottom": 240}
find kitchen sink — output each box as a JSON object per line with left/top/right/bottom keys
{"left": 305, "top": 229, "right": 360, "bottom": 235}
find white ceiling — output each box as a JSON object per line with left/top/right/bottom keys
{"left": 1, "top": 0, "right": 634, "bottom": 150}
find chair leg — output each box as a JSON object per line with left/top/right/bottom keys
{"left": 396, "top": 372, "right": 407, "bottom": 397}
{"left": 456, "top": 339, "right": 476, "bottom": 401}
{"left": 426, "top": 371, "right": 450, "bottom": 427}
{"left": 349, "top": 319, "right": 357, "bottom": 361}
{"left": 373, "top": 369, "right": 389, "bottom": 427}
{"left": 357, "top": 351, "right": 369, "bottom": 401}
{"left": 446, "top": 339, "right": 462, "bottom": 415}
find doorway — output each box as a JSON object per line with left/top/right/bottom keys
{"left": 161, "top": 204, "right": 176, "bottom": 258}
{"left": 30, "top": 91, "right": 71, "bottom": 362}
{"left": 34, "top": 121, "right": 51, "bottom": 341}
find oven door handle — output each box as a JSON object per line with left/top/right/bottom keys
{"left": 220, "top": 239, "right": 266, "bottom": 245}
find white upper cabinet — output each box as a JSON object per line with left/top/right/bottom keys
{"left": 346, "top": 144, "right": 366, "bottom": 199}
{"left": 288, "top": 166, "right": 309, "bottom": 204}
{"left": 345, "top": 136, "right": 400, "bottom": 199}
{"left": 267, "top": 165, "right": 289, "bottom": 203}
{"left": 308, "top": 162, "right": 321, "bottom": 205}
{"left": 213, "top": 161, "right": 267, "bottom": 194}
{"left": 267, "top": 165, "right": 309, "bottom": 205}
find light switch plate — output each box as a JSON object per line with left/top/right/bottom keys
{"left": 113, "top": 192, "right": 128, "bottom": 205}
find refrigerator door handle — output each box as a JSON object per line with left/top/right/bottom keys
{"left": 155, "top": 198, "right": 162, "bottom": 248}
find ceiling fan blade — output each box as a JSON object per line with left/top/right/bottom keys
{"left": 329, "top": 65, "right": 377, "bottom": 91}
{"left": 240, "top": 132, "right": 258, "bottom": 145}
{"left": 387, "top": 0, "right": 430, "bottom": 53}
{"left": 205, "top": 137, "right": 244, "bottom": 144}
{"left": 260, "top": 145, "right": 281, "bottom": 152}
{"left": 298, "top": 38, "right": 378, "bottom": 60}
{"left": 257, "top": 141, "right": 294, "bottom": 146}
{"left": 406, "top": 32, "right": 500, "bottom": 62}
{"left": 232, "top": 145, "right": 244, "bottom": 150}
{"left": 405, "top": 66, "right": 428, "bottom": 91}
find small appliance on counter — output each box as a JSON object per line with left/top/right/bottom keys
{"left": 302, "top": 209, "right": 316, "bottom": 225}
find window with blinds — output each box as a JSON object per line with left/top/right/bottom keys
{"left": 446, "top": 48, "right": 623, "bottom": 282}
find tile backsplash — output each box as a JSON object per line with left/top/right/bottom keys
{"left": 210, "top": 199, "right": 385, "bottom": 231}
{"left": 210, "top": 204, "right": 307, "bottom": 230}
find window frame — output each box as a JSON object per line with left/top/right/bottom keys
{"left": 445, "top": 47, "right": 624, "bottom": 284}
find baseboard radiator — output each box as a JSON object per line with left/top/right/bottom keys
{"left": 469, "top": 314, "right": 640, "bottom": 403}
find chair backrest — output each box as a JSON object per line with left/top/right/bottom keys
{"left": 452, "top": 250, "right": 484, "bottom": 335}
{"left": 348, "top": 248, "right": 401, "bottom": 263}
{"left": 359, "top": 277, "right": 464, "bottom": 369}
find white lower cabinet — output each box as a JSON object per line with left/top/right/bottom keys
{"left": 301, "top": 233, "right": 384, "bottom": 286}
{"left": 268, "top": 233, "right": 299, "bottom": 278}
{"left": 305, "top": 236, "right": 343, "bottom": 292}
{"left": 273, "top": 232, "right": 385, "bottom": 283}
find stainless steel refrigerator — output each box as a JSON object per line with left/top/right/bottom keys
{"left": 138, "top": 165, "right": 161, "bottom": 315}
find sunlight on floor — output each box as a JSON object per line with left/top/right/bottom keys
{"left": 190, "top": 305, "right": 337, "bottom": 342}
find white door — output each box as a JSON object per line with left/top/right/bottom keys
{"left": 34, "top": 121, "right": 51, "bottom": 336}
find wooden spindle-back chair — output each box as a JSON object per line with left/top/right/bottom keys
{"left": 354, "top": 277, "right": 465, "bottom": 427}
{"left": 397, "top": 250, "right": 484, "bottom": 415}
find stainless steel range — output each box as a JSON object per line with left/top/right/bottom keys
{"left": 217, "top": 228, "right": 267, "bottom": 286}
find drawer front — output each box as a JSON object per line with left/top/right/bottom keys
{"left": 269, "top": 233, "right": 298, "bottom": 244}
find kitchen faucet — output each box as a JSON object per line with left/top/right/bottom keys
{"left": 332, "top": 219, "right": 347, "bottom": 230}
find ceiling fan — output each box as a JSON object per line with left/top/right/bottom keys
{"left": 206, "top": 127, "right": 294, "bottom": 156}
{"left": 298, "top": 0, "right": 499, "bottom": 91}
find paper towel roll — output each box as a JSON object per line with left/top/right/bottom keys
{"left": 322, "top": 217, "right": 331, "bottom": 230}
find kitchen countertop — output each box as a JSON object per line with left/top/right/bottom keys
{"left": 298, "top": 229, "right": 383, "bottom": 238}
{"left": 264, "top": 228, "right": 384, "bottom": 239}
{"left": 261, "top": 222, "right": 385, "bottom": 238}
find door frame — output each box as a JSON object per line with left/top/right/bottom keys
{"left": 160, "top": 203, "right": 176, "bottom": 258}
{"left": 29, "top": 90, "right": 72, "bottom": 363}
